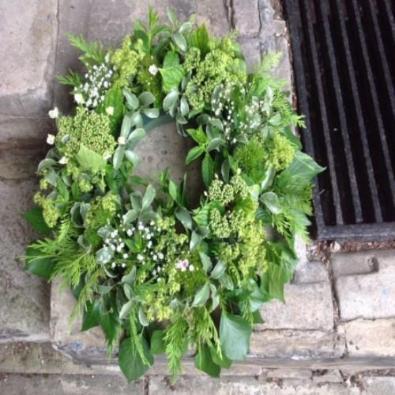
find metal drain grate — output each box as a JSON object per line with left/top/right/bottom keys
{"left": 283, "top": 0, "right": 395, "bottom": 240}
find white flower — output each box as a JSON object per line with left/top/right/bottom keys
{"left": 123, "top": 253, "right": 128, "bottom": 259}
{"left": 158, "top": 252, "right": 164, "bottom": 260}
{"left": 189, "top": 265, "right": 195, "bottom": 272}
{"left": 126, "top": 229, "right": 133, "bottom": 236}
{"left": 48, "top": 107, "right": 59, "bottom": 119}
{"left": 46, "top": 134, "right": 55, "bottom": 145}
{"left": 148, "top": 64, "right": 159, "bottom": 76}
{"left": 74, "top": 93, "right": 84, "bottom": 104}
{"left": 58, "top": 156, "right": 68, "bottom": 165}
{"left": 111, "top": 262, "right": 116, "bottom": 268}
{"left": 121, "top": 263, "right": 126, "bottom": 268}
{"left": 117, "top": 136, "right": 126, "bottom": 145}
{"left": 137, "top": 254, "right": 144, "bottom": 262}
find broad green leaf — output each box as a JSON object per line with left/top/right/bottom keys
{"left": 192, "top": 283, "right": 210, "bottom": 307}
{"left": 261, "top": 191, "right": 282, "bottom": 214}
{"left": 24, "top": 207, "right": 51, "bottom": 235}
{"left": 25, "top": 247, "right": 55, "bottom": 279}
{"left": 220, "top": 312, "right": 251, "bottom": 361}
{"left": 76, "top": 145, "right": 106, "bottom": 173}
{"left": 113, "top": 146, "right": 125, "bottom": 169}
{"left": 123, "top": 89, "right": 139, "bottom": 110}
{"left": 119, "top": 336, "right": 153, "bottom": 382}
{"left": 202, "top": 153, "right": 214, "bottom": 187}
{"left": 100, "top": 311, "right": 120, "bottom": 346}
{"left": 190, "top": 231, "right": 203, "bottom": 250}
{"left": 180, "top": 96, "right": 189, "bottom": 116}
{"left": 199, "top": 252, "right": 212, "bottom": 273}
{"left": 210, "top": 260, "right": 226, "bottom": 280}
{"left": 139, "top": 91, "right": 155, "bottom": 106}
{"left": 138, "top": 306, "right": 149, "bottom": 326}
{"left": 207, "top": 137, "right": 224, "bottom": 152}
{"left": 37, "top": 158, "right": 56, "bottom": 173}
{"left": 195, "top": 344, "right": 221, "bottom": 377}
{"left": 168, "top": 179, "right": 179, "bottom": 203}
{"left": 119, "top": 301, "right": 133, "bottom": 320}
{"left": 143, "top": 108, "right": 159, "bottom": 118}
{"left": 81, "top": 301, "right": 101, "bottom": 331}
{"left": 175, "top": 207, "right": 192, "bottom": 230}
{"left": 163, "top": 90, "right": 179, "bottom": 112}
{"left": 142, "top": 184, "right": 156, "bottom": 210}
{"left": 210, "top": 346, "right": 232, "bottom": 368}
{"left": 186, "top": 127, "right": 207, "bottom": 145}
{"left": 160, "top": 52, "right": 184, "bottom": 93}
{"left": 127, "top": 128, "right": 146, "bottom": 148}
{"left": 151, "top": 330, "right": 166, "bottom": 354}
{"left": 173, "top": 32, "right": 187, "bottom": 51}
{"left": 186, "top": 145, "right": 204, "bottom": 165}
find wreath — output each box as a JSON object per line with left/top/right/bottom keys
{"left": 25, "top": 9, "right": 323, "bottom": 381}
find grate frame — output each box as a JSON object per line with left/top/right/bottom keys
{"left": 283, "top": 0, "right": 395, "bottom": 241}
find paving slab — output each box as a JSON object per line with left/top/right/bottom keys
{"left": 339, "top": 319, "right": 395, "bottom": 358}
{"left": 258, "top": 282, "right": 334, "bottom": 331}
{"left": 0, "top": 180, "right": 50, "bottom": 342}
{"left": 233, "top": 0, "right": 261, "bottom": 37}
{"left": 0, "top": 0, "right": 57, "bottom": 116}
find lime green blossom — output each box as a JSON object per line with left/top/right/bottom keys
{"left": 34, "top": 192, "right": 60, "bottom": 228}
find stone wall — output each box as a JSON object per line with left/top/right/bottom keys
{"left": 0, "top": 0, "right": 394, "bottom": 393}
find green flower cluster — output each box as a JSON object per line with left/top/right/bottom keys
{"left": 184, "top": 42, "right": 246, "bottom": 110}
{"left": 56, "top": 107, "right": 115, "bottom": 158}
{"left": 33, "top": 192, "right": 61, "bottom": 228}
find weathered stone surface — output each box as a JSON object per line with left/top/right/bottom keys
{"left": 362, "top": 377, "right": 395, "bottom": 395}
{"left": 233, "top": 0, "right": 261, "bottom": 37}
{"left": 339, "top": 319, "right": 395, "bottom": 357}
{"left": 250, "top": 330, "right": 345, "bottom": 359}
{"left": 0, "top": 373, "right": 144, "bottom": 395}
{"left": 0, "top": 0, "right": 57, "bottom": 116}
{"left": 149, "top": 375, "right": 361, "bottom": 395}
{"left": 0, "top": 116, "right": 53, "bottom": 144}
{"left": 239, "top": 39, "right": 261, "bottom": 72}
{"left": 293, "top": 260, "right": 329, "bottom": 284}
{"left": 331, "top": 250, "right": 394, "bottom": 278}
{"left": 0, "top": 180, "right": 50, "bottom": 341}
{"left": 258, "top": 282, "right": 334, "bottom": 331}
{"left": 335, "top": 257, "right": 395, "bottom": 321}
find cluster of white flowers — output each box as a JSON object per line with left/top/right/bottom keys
{"left": 75, "top": 58, "right": 114, "bottom": 109}
{"left": 211, "top": 85, "right": 237, "bottom": 142}
{"left": 175, "top": 259, "right": 194, "bottom": 272}
{"left": 104, "top": 229, "right": 128, "bottom": 269}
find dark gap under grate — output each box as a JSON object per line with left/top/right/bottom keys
{"left": 283, "top": 0, "right": 395, "bottom": 240}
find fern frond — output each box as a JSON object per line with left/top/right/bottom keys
{"left": 67, "top": 33, "right": 106, "bottom": 67}
{"left": 57, "top": 70, "right": 83, "bottom": 87}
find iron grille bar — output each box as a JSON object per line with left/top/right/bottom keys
{"left": 333, "top": 0, "right": 383, "bottom": 222}
{"left": 284, "top": 0, "right": 325, "bottom": 230}
{"left": 349, "top": 0, "right": 395, "bottom": 205}
{"left": 299, "top": 0, "right": 344, "bottom": 224}
{"left": 315, "top": 0, "right": 363, "bottom": 223}
{"left": 366, "top": 0, "right": 395, "bottom": 120}
{"left": 383, "top": 0, "right": 395, "bottom": 42}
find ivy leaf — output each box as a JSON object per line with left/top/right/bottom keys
{"left": 24, "top": 207, "right": 51, "bottom": 235}
{"left": 220, "top": 312, "right": 252, "bottom": 361}
{"left": 100, "top": 311, "right": 120, "bottom": 346}
{"left": 195, "top": 344, "right": 221, "bottom": 377}
{"left": 151, "top": 330, "right": 166, "bottom": 354}
{"left": 142, "top": 184, "right": 156, "bottom": 210}
{"left": 82, "top": 301, "right": 101, "bottom": 331}
{"left": 192, "top": 283, "right": 210, "bottom": 307}
{"left": 119, "top": 337, "right": 153, "bottom": 382}
{"left": 261, "top": 191, "right": 282, "bottom": 214}
{"left": 186, "top": 146, "right": 205, "bottom": 165}
{"left": 202, "top": 153, "right": 214, "bottom": 187}
{"left": 209, "top": 346, "right": 232, "bottom": 369}
{"left": 175, "top": 207, "right": 192, "bottom": 230}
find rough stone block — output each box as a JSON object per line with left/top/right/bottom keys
{"left": 0, "top": 116, "right": 53, "bottom": 144}
{"left": 331, "top": 250, "right": 394, "bottom": 278}
{"left": 0, "top": 0, "right": 57, "bottom": 116}
{"left": 250, "top": 329, "right": 345, "bottom": 359}
{"left": 238, "top": 39, "right": 261, "bottom": 72}
{"left": 362, "top": 377, "right": 395, "bottom": 395}
{"left": 340, "top": 319, "right": 395, "bottom": 357}
{"left": 0, "top": 374, "right": 144, "bottom": 395}
{"left": 0, "top": 180, "right": 50, "bottom": 341}
{"left": 233, "top": 0, "right": 261, "bottom": 37}
{"left": 293, "top": 260, "right": 329, "bottom": 284}
{"left": 258, "top": 282, "right": 334, "bottom": 331}
{"left": 335, "top": 257, "right": 395, "bottom": 320}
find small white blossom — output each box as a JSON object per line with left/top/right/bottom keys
{"left": 58, "top": 156, "right": 68, "bottom": 165}
{"left": 158, "top": 252, "right": 164, "bottom": 260}
{"left": 111, "top": 262, "right": 116, "bottom": 268}
{"left": 105, "top": 106, "right": 114, "bottom": 116}
{"left": 137, "top": 254, "right": 144, "bottom": 262}
{"left": 123, "top": 253, "right": 128, "bottom": 259}
{"left": 121, "top": 263, "right": 127, "bottom": 268}
{"left": 46, "top": 134, "right": 55, "bottom": 145}
{"left": 74, "top": 93, "right": 84, "bottom": 104}
{"left": 189, "top": 265, "right": 195, "bottom": 272}
{"left": 48, "top": 107, "right": 59, "bottom": 119}
{"left": 148, "top": 64, "right": 159, "bottom": 76}
{"left": 118, "top": 136, "right": 126, "bottom": 145}
{"left": 126, "top": 229, "right": 133, "bottom": 236}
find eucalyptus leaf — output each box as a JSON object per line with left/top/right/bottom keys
{"left": 123, "top": 89, "right": 139, "bottom": 110}
{"left": 202, "top": 153, "right": 214, "bottom": 187}
{"left": 190, "top": 231, "right": 203, "bottom": 250}
{"left": 119, "top": 300, "right": 133, "bottom": 320}
{"left": 138, "top": 306, "right": 149, "bottom": 326}
{"left": 199, "top": 252, "right": 212, "bottom": 273}
{"left": 96, "top": 246, "right": 113, "bottom": 265}
{"left": 173, "top": 32, "right": 187, "bottom": 51}
{"left": 186, "top": 145, "right": 204, "bottom": 165}
{"left": 113, "top": 146, "right": 125, "bottom": 169}
{"left": 175, "top": 207, "right": 192, "bottom": 230}
{"left": 192, "top": 283, "right": 210, "bottom": 306}
{"left": 143, "top": 107, "right": 160, "bottom": 118}
{"left": 163, "top": 90, "right": 179, "bottom": 112}
{"left": 210, "top": 260, "right": 226, "bottom": 280}
{"left": 127, "top": 128, "right": 146, "bottom": 148}
{"left": 125, "top": 150, "right": 139, "bottom": 165}
{"left": 139, "top": 91, "right": 155, "bottom": 106}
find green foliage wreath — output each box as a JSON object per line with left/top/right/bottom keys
{"left": 25, "top": 9, "right": 323, "bottom": 381}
